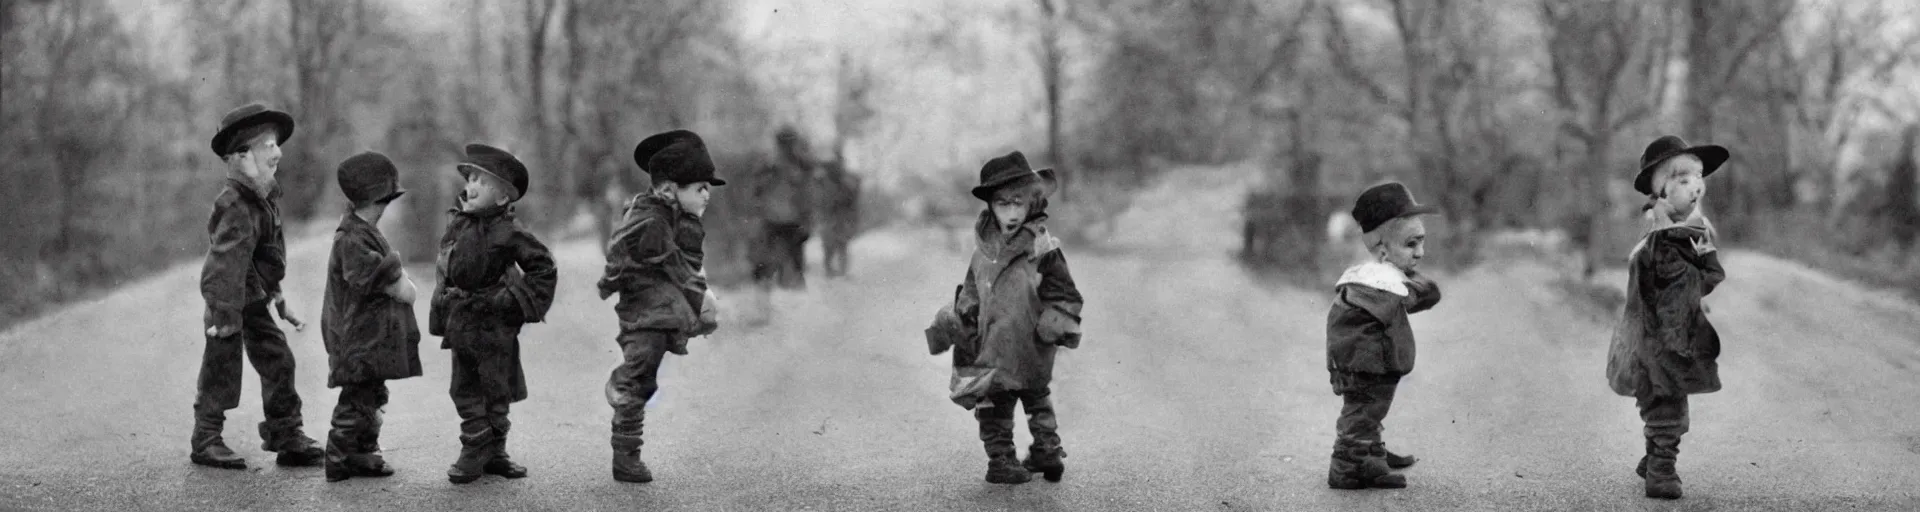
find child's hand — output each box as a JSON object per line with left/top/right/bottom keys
{"left": 388, "top": 272, "right": 418, "bottom": 304}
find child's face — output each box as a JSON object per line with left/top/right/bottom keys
{"left": 674, "top": 181, "right": 711, "bottom": 218}
{"left": 462, "top": 171, "right": 510, "bottom": 211}
{"left": 357, "top": 199, "right": 392, "bottom": 224}
{"left": 227, "top": 133, "right": 281, "bottom": 182}
{"left": 990, "top": 191, "right": 1031, "bottom": 234}
{"left": 1657, "top": 156, "right": 1706, "bottom": 221}
{"left": 1376, "top": 217, "right": 1427, "bottom": 272}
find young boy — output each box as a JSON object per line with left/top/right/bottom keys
{"left": 597, "top": 130, "right": 725, "bottom": 483}
{"left": 427, "top": 144, "right": 558, "bottom": 484}
{"left": 1324, "top": 181, "right": 1442, "bottom": 490}
{"left": 1606, "top": 135, "right": 1728, "bottom": 500}
{"left": 192, "top": 102, "right": 326, "bottom": 469}
{"left": 319, "top": 151, "right": 425, "bottom": 482}
{"left": 929, "top": 151, "right": 1084, "bottom": 485}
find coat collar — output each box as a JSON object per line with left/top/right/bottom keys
{"left": 451, "top": 202, "right": 513, "bottom": 220}
{"left": 973, "top": 210, "right": 1047, "bottom": 261}
{"left": 1628, "top": 213, "right": 1715, "bottom": 261}
{"left": 1336, "top": 261, "right": 1410, "bottom": 297}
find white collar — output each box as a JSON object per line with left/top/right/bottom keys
{"left": 1336, "top": 261, "right": 1409, "bottom": 296}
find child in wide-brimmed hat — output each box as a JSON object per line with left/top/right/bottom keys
{"left": 426, "top": 143, "right": 558, "bottom": 484}
{"left": 596, "top": 129, "right": 727, "bottom": 483}
{"left": 1324, "top": 181, "right": 1443, "bottom": 490}
{"left": 1605, "top": 135, "right": 1729, "bottom": 500}
{"left": 191, "top": 102, "right": 326, "bottom": 470}
{"left": 319, "top": 151, "right": 424, "bottom": 482}
{"left": 926, "top": 150, "right": 1085, "bottom": 485}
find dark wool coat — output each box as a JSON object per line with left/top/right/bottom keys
{"left": 320, "top": 213, "right": 424, "bottom": 387}
{"left": 946, "top": 212, "right": 1083, "bottom": 408}
{"left": 1607, "top": 222, "right": 1725, "bottom": 398}
{"left": 1325, "top": 262, "right": 1442, "bottom": 395}
{"left": 200, "top": 177, "right": 287, "bottom": 330}
{"left": 427, "top": 204, "right": 557, "bottom": 403}
{"left": 597, "top": 195, "right": 707, "bottom": 334}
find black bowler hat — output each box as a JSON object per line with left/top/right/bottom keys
{"left": 971, "top": 151, "right": 1056, "bottom": 201}
{"left": 1351, "top": 181, "right": 1439, "bottom": 233}
{"left": 1634, "top": 135, "right": 1728, "bottom": 195}
{"left": 336, "top": 151, "right": 406, "bottom": 207}
{"left": 634, "top": 130, "right": 726, "bottom": 186}
{"left": 210, "top": 103, "right": 295, "bottom": 157}
{"left": 455, "top": 143, "right": 529, "bottom": 201}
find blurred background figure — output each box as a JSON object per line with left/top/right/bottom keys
{"left": 748, "top": 126, "right": 817, "bottom": 291}
{"left": 816, "top": 150, "right": 864, "bottom": 278}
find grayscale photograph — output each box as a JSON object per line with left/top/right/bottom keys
{"left": 1, "top": 0, "right": 1917, "bottom": 510}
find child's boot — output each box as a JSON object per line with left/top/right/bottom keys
{"left": 986, "top": 455, "right": 1032, "bottom": 484}
{"left": 1328, "top": 439, "right": 1403, "bottom": 489}
{"left": 611, "top": 434, "right": 653, "bottom": 483}
{"left": 447, "top": 430, "right": 494, "bottom": 484}
{"left": 977, "top": 403, "right": 1029, "bottom": 484}
{"left": 261, "top": 419, "right": 325, "bottom": 467}
{"left": 189, "top": 408, "right": 248, "bottom": 469}
{"left": 1377, "top": 442, "right": 1417, "bottom": 469}
{"left": 1644, "top": 436, "right": 1682, "bottom": 499}
{"left": 1019, "top": 394, "right": 1065, "bottom": 482}
{"left": 1635, "top": 439, "right": 1652, "bottom": 478}
{"left": 1023, "top": 444, "right": 1066, "bottom": 483}
{"left": 484, "top": 434, "right": 528, "bottom": 479}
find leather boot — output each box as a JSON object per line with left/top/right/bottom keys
{"left": 1022, "top": 444, "right": 1066, "bottom": 482}
{"left": 190, "top": 410, "right": 246, "bottom": 469}
{"left": 190, "top": 440, "right": 247, "bottom": 470}
{"left": 262, "top": 419, "right": 324, "bottom": 467}
{"left": 985, "top": 455, "right": 1031, "bottom": 484}
{"left": 611, "top": 434, "right": 652, "bottom": 483}
{"left": 1635, "top": 439, "right": 1653, "bottom": 479}
{"left": 484, "top": 435, "right": 528, "bottom": 478}
{"left": 1377, "top": 442, "right": 1417, "bottom": 469}
{"left": 1328, "top": 440, "right": 1403, "bottom": 490}
{"left": 1644, "top": 456, "right": 1682, "bottom": 499}
{"left": 447, "top": 429, "right": 495, "bottom": 484}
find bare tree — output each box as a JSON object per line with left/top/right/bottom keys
{"left": 1541, "top": 0, "right": 1660, "bottom": 277}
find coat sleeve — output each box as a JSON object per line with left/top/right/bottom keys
{"left": 336, "top": 233, "right": 404, "bottom": 300}
{"left": 199, "top": 197, "right": 255, "bottom": 331}
{"left": 1646, "top": 238, "right": 1704, "bottom": 357}
{"left": 1404, "top": 273, "right": 1443, "bottom": 313}
{"left": 1698, "top": 252, "right": 1725, "bottom": 296}
{"left": 954, "top": 266, "right": 980, "bottom": 329}
{"left": 428, "top": 245, "right": 450, "bottom": 337}
{"left": 500, "top": 226, "right": 559, "bottom": 324}
{"left": 1035, "top": 248, "right": 1085, "bottom": 348}
{"left": 598, "top": 217, "right": 678, "bottom": 299}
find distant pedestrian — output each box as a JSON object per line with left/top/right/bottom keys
{"left": 926, "top": 151, "right": 1084, "bottom": 485}
{"left": 427, "top": 144, "right": 558, "bottom": 484}
{"left": 319, "top": 151, "right": 424, "bottom": 482}
{"left": 747, "top": 126, "right": 817, "bottom": 290}
{"left": 1324, "top": 181, "right": 1442, "bottom": 490}
{"left": 1606, "top": 135, "right": 1730, "bottom": 500}
{"left": 191, "top": 103, "right": 326, "bottom": 470}
{"left": 597, "top": 130, "right": 725, "bottom": 483}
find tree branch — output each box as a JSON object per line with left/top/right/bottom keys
{"left": 1319, "top": 2, "right": 1404, "bottom": 115}
{"left": 1715, "top": 0, "right": 1796, "bottom": 92}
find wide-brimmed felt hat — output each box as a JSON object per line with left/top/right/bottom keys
{"left": 210, "top": 103, "right": 295, "bottom": 157}
{"left": 1351, "top": 181, "right": 1439, "bottom": 233}
{"left": 337, "top": 151, "right": 406, "bottom": 207}
{"left": 634, "top": 130, "right": 725, "bottom": 186}
{"left": 1634, "top": 135, "right": 1728, "bottom": 195}
{"left": 455, "top": 143, "right": 529, "bottom": 201}
{"left": 971, "top": 151, "right": 1056, "bottom": 201}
